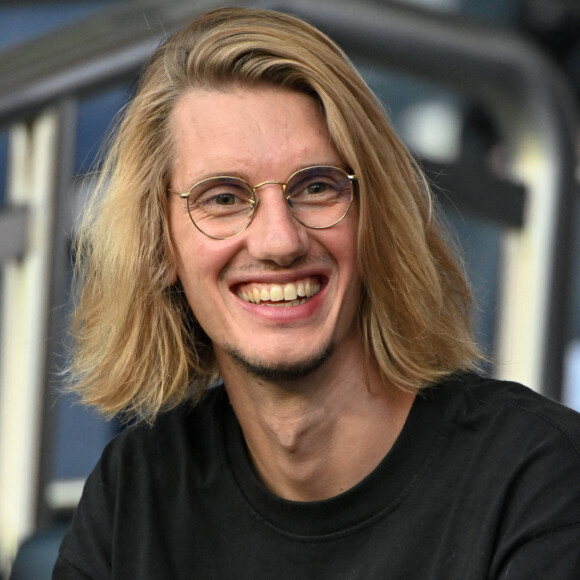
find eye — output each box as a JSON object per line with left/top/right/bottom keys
{"left": 196, "top": 185, "right": 248, "bottom": 207}
{"left": 305, "top": 182, "right": 330, "bottom": 195}
{"left": 189, "top": 177, "right": 253, "bottom": 215}
{"left": 214, "top": 193, "right": 237, "bottom": 206}
{"left": 288, "top": 170, "right": 342, "bottom": 202}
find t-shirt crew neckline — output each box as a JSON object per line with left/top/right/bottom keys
{"left": 222, "top": 378, "right": 455, "bottom": 539}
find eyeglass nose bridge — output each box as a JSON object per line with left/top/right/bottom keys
{"left": 248, "top": 180, "right": 293, "bottom": 218}
{"left": 252, "top": 179, "right": 289, "bottom": 195}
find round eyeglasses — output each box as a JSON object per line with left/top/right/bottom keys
{"left": 169, "top": 165, "right": 357, "bottom": 240}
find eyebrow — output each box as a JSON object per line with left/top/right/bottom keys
{"left": 177, "top": 160, "right": 346, "bottom": 192}
{"left": 176, "top": 170, "right": 247, "bottom": 194}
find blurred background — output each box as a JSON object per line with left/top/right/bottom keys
{"left": 0, "top": 0, "right": 578, "bottom": 577}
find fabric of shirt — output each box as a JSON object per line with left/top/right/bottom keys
{"left": 53, "top": 373, "right": 580, "bottom": 579}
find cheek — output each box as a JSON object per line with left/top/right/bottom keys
{"left": 172, "top": 236, "right": 239, "bottom": 304}
{"left": 169, "top": 200, "right": 209, "bottom": 284}
{"left": 175, "top": 247, "right": 211, "bottom": 291}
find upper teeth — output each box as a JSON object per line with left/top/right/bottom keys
{"left": 238, "top": 278, "right": 321, "bottom": 304}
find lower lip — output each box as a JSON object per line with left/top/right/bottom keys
{"left": 234, "top": 285, "right": 326, "bottom": 323}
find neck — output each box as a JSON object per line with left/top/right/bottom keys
{"left": 217, "top": 343, "right": 415, "bottom": 501}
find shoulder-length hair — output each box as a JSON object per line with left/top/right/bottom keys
{"left": 70, "top": 6, "right": 481, "bottom": 421}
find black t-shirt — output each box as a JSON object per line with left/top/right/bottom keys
{"left": 53, "top": 374, "right": 580, "bottom": 579}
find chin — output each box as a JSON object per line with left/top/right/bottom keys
{"left": 223, "top": 342, "right": 334, "bottom": 383}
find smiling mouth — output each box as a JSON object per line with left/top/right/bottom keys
{"left": 236, "top": 277, "right": 322, "bottom": 307}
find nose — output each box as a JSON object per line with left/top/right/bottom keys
{"left": 244, "top": 184, "right": 309, "bottom": 266}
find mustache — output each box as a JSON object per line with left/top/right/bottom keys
{"left": 223, "top": 254, "right": 334, "bottom": 275}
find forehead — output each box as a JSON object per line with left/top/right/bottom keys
{"left": 169, "top": 87, "right": 341, "bottom": 187}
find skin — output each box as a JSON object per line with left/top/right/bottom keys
{"left": 168, "top": 86, "right": 415, "bottom": 501}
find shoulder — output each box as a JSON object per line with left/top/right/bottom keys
{"left": 424, "top": 372, "right": 580, "bottom": 490}
{"left": 98, "top": 383, "right": 229, "bottom": 476}
{"left": 443, "top": 372, "right": 580, "bottom": 444}
{"left": 434, "top": 374, "right": 580, "bottom": 573}
{"left": 417, "top": 372, "right": 580, "bottom": 487}
{"left": 56, "top": 384, "right": 231, "bottom": 576}
{"left": 422, "top": 374, "right": 580, "bottom": 532}
{"left": 490, "top": 376, "right": 580, "bottom": 432}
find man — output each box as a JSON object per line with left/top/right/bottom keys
{"left": 54, "top": 7, "right": 580, "bottom": 579}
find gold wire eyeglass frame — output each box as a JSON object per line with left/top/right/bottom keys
{"left": 169, "top": 165, "right": 357, "bottom": 240}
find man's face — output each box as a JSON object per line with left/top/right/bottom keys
{"left": 168, "top": 86, "right": 361, "bottom": 381}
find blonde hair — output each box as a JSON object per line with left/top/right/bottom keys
{"left": 70, "top": 7, "right": 481, "bottom": 421}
